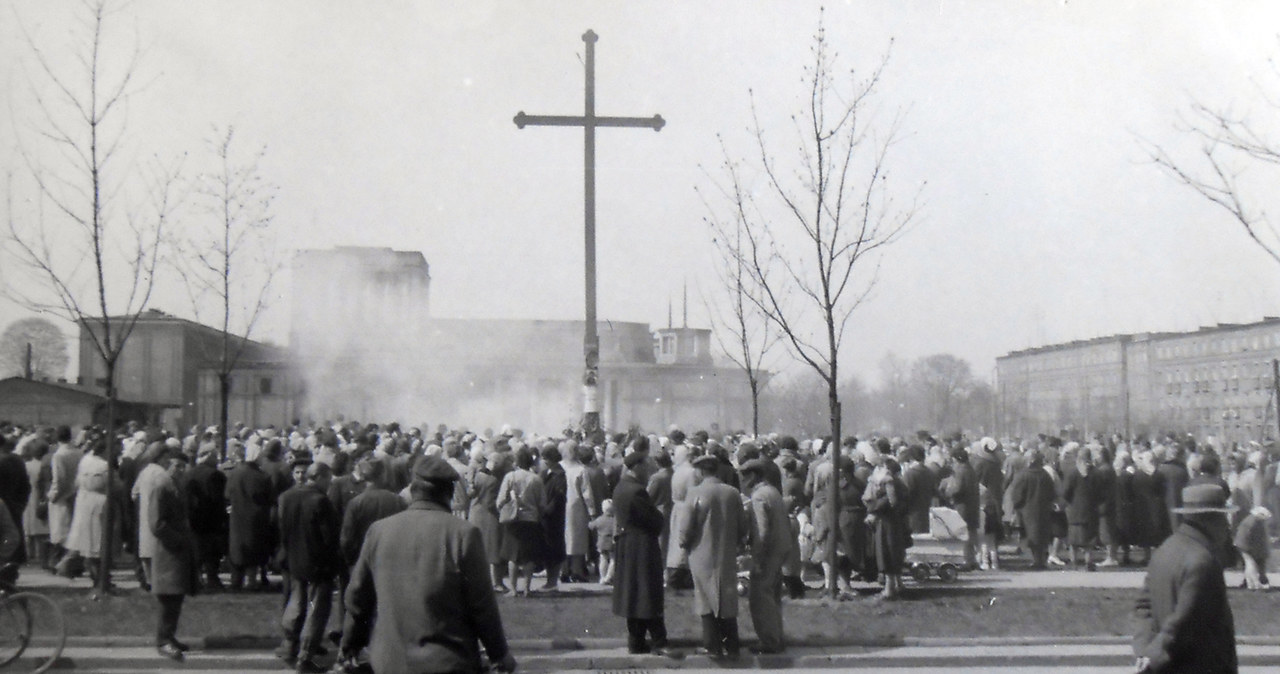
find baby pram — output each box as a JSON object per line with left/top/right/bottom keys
{"left": 906, "top": 506, "right": 969, "bottom": 583}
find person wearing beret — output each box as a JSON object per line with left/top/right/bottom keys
{"left": 611, "top": 450, "right": 673, "bottom": 656}
{"left": 740, "top": 458, "right": 790, "bottom": 654}
{"left": 1133, "top": 484, "right": 1238, "bottom": 674}
{"left": 275, "top": 462, "right": 341, "bottom": 673}
{"left": 680, "top": 454, "right": 747, "bottom": 661}
{"left": 342, "top": 456, "right": 516, "bottom": 674}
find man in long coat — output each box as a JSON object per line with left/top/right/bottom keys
{"left": 611, "top": 452, "right": 672, "bottom": 655}
{"left": 184, "top": 446, "right": 227, "bottom": 590}
{"left": 1133, "top": 484, "right": 1238, "bottom": 673}
{"left": 0, "top": 435, "right": 30, "bottom": 566}
{"left": 741, "top": 459, "right": 789, "bottom": 654}
{"left": 1010, "top": 451, "right": 1056, "bottom": 569}
{"left": 276, "top": 462, "right": 341, "bottom": 673}
{"left": 148, "top": 450, "right": 197, "bottom": 662}
{"left": 680, "top": 454, "right": 746, "bottom": 660}
{"left": 901, "top": 445, "right": 937, "bottom": 534}
{"left": 224, "top": 454, "right": 275, "bottom": 590}
{"left": 343, "top": 456, "right": 515, "bottom": 674}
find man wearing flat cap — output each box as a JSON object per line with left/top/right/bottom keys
{"left": 343, "top": 455, "right": 516, "bottom": 674}
{"left": 680, "top": 454, "right": 747, "bottom": 660}
{"left": 1133, "top": 484, "right": 1238, "bottom": 673}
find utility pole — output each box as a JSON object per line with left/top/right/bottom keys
{"left": 514, "top": 30, "right": 664, "bottom": 435}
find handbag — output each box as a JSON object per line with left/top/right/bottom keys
{"left": 498, "top": 484, "right": 520, "bottom": 524}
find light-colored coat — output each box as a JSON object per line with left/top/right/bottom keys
{"left": 680, "top": 476, "right": 746, "bottom": 618}
{"left": 132, "top": 463, "right": 169, "bottom": 559}
{"left": 665, "top": 458, "right": 696, "bottom": 568}
{"left": 563, "top": 460, "right": 592, "bottom": 556}
{"left": 46, "top": 443, "right": 81, "bottom": 545}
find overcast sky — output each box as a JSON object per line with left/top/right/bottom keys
{"left": 4, "top": 0, "right": 1280, "bottom": 385}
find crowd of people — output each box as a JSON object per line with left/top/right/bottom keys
{"left": 0, "top": 418, "right": 1271, "bottom": 672}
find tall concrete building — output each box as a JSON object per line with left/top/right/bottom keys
{"left": 289, "top": 247, "right": 751, "bottom": 433}
{"left": 997, "top": 317, "right": 1280, "bottom": 444}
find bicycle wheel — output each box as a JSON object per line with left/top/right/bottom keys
{"left": 1, "top": 592, "right": 65, "bottom": 673}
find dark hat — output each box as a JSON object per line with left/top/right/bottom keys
{"left": 412, "top": 455, "right": 460, "bottom": 483}
{"left": 289, "top": 451, "right": 314, "bottom": 468}
{"left": 623, "top": 451, "right": 648, "bottom": 470}
{"left": 739, "top": 458, "right": 770, "bottom": 475}
{"left": 1173, "top": 484, "right": 1236, "bottom": 514}
{"left": 692, "top": 455, "right": 720, "bottom": 472}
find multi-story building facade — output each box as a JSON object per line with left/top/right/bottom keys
{"left": 997, "top": 317, "right": 1280, "bottom": 444}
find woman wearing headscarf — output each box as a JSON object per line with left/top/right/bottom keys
{"left": 469, "top": 450, "right": 509, "bottom": 592}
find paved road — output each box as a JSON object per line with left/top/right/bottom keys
{"left": 37, "top": 642, "right": 1280, "bottom": 672}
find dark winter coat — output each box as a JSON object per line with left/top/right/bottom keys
{"left": 611, "top": 472, "right": 666, "bottom": 620}
{"left": 1132, "top": 470, "right": 1171, "bottom": 548}
{"left": 345, "top": 500, "right": 510, "bottom": 674}
{"left": 540, "top": 464, "right": 568, "bottom": 565}
{"left": 902, "top": 463, "right": 938, "bottom": 534}
{"left": 224, "top": 461, "right": 276, "bottom": 567}
{"left": 148, "top": 476, "right": 197, "bottom": 596}
{"left": 1156, "top": 460, "right": 1190, "bottom": 533}
{"left": 340, "top": 486, "right": 406, "bottom": 566}
{"left": 185, "top": 463, "right": 227, "bottom": 537}
{"left": 943, "top": 462, "right": 981, "bottom": 529}
{"left": 865, "top": 476, "right": 910, "bottom": 574}
{"left": 0, "top": 452, "right": 30, "bottom": 563}
{"left": 1133, "top": 520, "right": 1237, "bottom": 673}
{"left": 277, "top": 484, "right": 341, "bottom": 582}
{"left": 1010, "top": 466, "right": 1056, "bottom": 547}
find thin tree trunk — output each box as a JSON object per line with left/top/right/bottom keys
{"left": 219, "top": 373, "right": 231, "bottom": 461}
{"left": 826, "top": 380, "right": 841, "bottom": 598}
{"left": 99, "top": 366, "right": 117, "bottom": 595}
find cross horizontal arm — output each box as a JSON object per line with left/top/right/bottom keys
{"left": 514, "top": 111, "right": 665, "bottom": 131}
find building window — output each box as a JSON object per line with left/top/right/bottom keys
{"left": 661, "top": 335, "right": 676, "bottom": 355}
{"left": 259, "top": 377, "right": 273, "bottom": 395}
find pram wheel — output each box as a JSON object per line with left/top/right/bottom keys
{"left": 937, "top": 563, "right": 959, "bottom": 582}
{"left": 909, "top": 563, "right": 932, "bottom": 582}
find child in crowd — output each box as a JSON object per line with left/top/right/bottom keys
{"left": 589, "top": 499, "right": 616, "bottom": 584}
{"left": 1235, "top": 506, "right": 1271, "bottom": 590}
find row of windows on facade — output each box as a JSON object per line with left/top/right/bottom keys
{"left": 1158, "top": 405, "right": 1273, "bottom": 422}
{"left": 1009, "top": 330, "right": 1280, "bottom": 374}
{"left": 198, "top": 375, "right": 275, "bottom": 396}
{"left": 1155, "top": 332, "right": 1280, "bottom": 360}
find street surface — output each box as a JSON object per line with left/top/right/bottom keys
{"left": 31, "top": 642, "right": 1280, "bottom": 672}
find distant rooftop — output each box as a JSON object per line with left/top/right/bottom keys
{"left": 999, "top": 316, "right": 1280, "bottom": 360}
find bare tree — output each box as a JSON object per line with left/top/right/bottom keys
{"left": 0, "top": 317, "right": 69, "bottom": 380}
{"left": 703, "top": 173, "right": 782, "bottom": 435}
{"left": 700, "top": 17, "right": 922, "bottom": 596}
{"left": 1147, "top": 51, "right": 1280, "bottom": 265}
{"left": 910, "top": 353, "right": 975, "bottom": 433}
{"left": 172, "top": 126, "right": 280, "bottom": 458}
{"left": 3, "top": 0, "right": 178, "bottom": 594}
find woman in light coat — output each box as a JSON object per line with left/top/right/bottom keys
{"left": 496, "top": 448, "right": 546, "bottom": 596}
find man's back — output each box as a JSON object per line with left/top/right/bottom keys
{"left": 340, "top": 487, "right": 405, "bottom": 565}
{"left": 278, "top": 485, "right": 339, "bottom": 583}
{"left": 346, "top": 502, "right": 507, "bottom": 674}
{"left": 1134, "top": 522, "right": 1237, "bottom": 673}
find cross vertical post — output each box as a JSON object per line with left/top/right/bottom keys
{"left": 515, "top": 30, "right": 665, "bottom": 436}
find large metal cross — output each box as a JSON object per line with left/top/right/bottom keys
{"left": 514, "top": 29, "right": 664, "bottom": 435}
